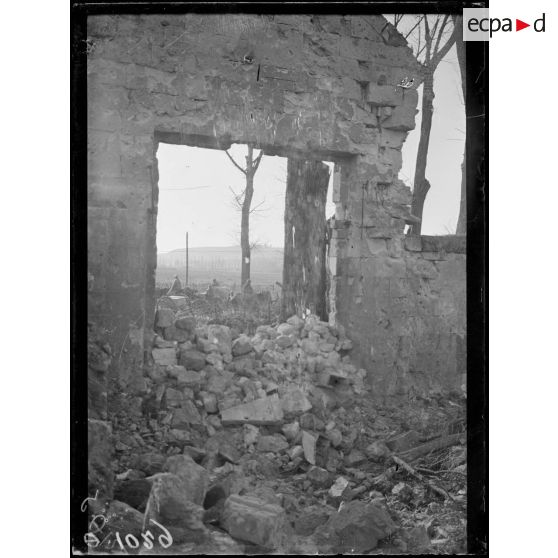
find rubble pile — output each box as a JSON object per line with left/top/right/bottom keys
{"left": 96, "top": 308, "right": 466, "bottom": 554}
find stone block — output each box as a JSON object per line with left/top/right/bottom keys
{"left": 207, "top": 324, "right": 232, "bottom": 354}
{"left": 152, "top": 348, "right": 177, "bottom": 366}
{"left": 257, "top": 434, "right": 289, "bottom": 453}
{"left": 320, "top": 501, "right": 397, "bottom": 553}
{"left": 404, "top": 235, "right": 422, "bottom": 252}
{"left": 344, "top": 448, "right": 366, "bottom": 467}
{"left": 171, "top": 400, "right": 202, "bottom": 427}
{"left": 175, "top": 314, "right": 197, "bottom": 332}
{"left": 221, "top": 495, "right": 288, "bottom": 549}
{"left": 307, "top": 466, "right": 331, "bottom": 487}
{"left": 367, "top": 84, "right": 405, "bottom": 106}
{"left": 302, "top": 430, "right": 319, "bottom": 465}
{"left": 144, "top": 473, "right": 208, "bottom": 544}
{"left": 365, "top": 440, "right": 390, "bottom": 461}
{"left": 232, "top": 335, "right": 254, "bottom": 356}
{"left": 163, "top": 325, "right": 191, "bottom": 343}
{"left": 178, "top": 348, "right": 206, "bottom": 371}
{"left": 381, "top": 103, "right": 417, "bottom": 131}
{"left": 282, "top": 421, "right": 301, "bottom": 442}
{"left": 163, "top": 455, "right": 209, "bottom": 505}
{"left": 220, "top": 396, "right": 284, "bottom": 426}
{"left": 175, "top": 368, "right": 202, "bottom": 388}
{"left": 294, "top": 506, "right": 331, "bottom": 536}
{"left": 328, "top": 476, "right": 351, "bottom": 506}
{"left": 281, "top": 387, "right": 312, "bottom": 414}
{"left": 155, "top": 307, "right": 175, "bottom": 328}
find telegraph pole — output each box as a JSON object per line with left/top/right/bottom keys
{"left": 185, "top": 232, "right": 189, "bottom": 286}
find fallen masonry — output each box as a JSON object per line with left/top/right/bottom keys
{"left": 88, "top": 310, "right": 467, "bottom": 554}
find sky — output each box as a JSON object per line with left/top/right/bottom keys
{"left": 156, "top": 16, "right": 465, "bottom": 252}
{"left": 156, "top": 144, "right": 335, "bottom": 252}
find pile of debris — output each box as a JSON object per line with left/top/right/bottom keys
{"left": 91, "top": 308, "right": 466, "bottom": 554}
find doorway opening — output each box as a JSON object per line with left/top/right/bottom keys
{"left": 152, "top": 138, "right": 336, "bottom": 332}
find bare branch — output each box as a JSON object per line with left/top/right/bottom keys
{"left": 224, "top": 150, "right": 247, "bottom": 175}
{"left": 253, "top": 150, "right": 264, "bottom": 172}
{"left": 430, "top": 15, "right": 441, "bottom": 41}
{"left": 429, "top": 23, "right": 457, "bottom": 69}
{"left": 424, "top": 16, "right": 432, "bottom": 63}
{"left": 228, "top": 185, "right": 245, "bottom": 209}
{"left": 416, "top": 41, "right": 428, "bottom": 60}
{"left": 433, "top": 14, "right": 451, "bottom": 56}
{"left": 249, "top": 199, "right": 267, "bottom": 214}
{"left": 405, "top": 15, "right": 424, "bottom": 39}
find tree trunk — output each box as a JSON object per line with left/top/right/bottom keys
{"left": 240, "top": 149, "right": 255, "bottom": 288}
{"left": 453, "top": 15, "right": 467, "bottom": 236}
{"left": 410, "top": 70, "right": 435, "bottom": 236}
{"left": 282, "top": 159, "right": 330, "bottom": 321}
{"left": 456, "top": 156, "right": 466, "bottom": 235}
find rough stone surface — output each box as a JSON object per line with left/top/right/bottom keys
{"left": 221, "top": 494, "right": 288, "bottom": 549}
{"left": 257, "top": 434, "right": 289, "bottom": 453}
{"left": 281, "top": 387, "right": 313, "bottom": 414}
{"left": 319, "top": 501, "right": 397, "bottom": 553}
{"left": 155, "top": 308, "right": 175, "bottom": 329}
{"left": 294, "top": 506, "right": 331, "bottom": 536}
{"left": 114, "top": 479, "right": 152, "bottom": 512}
{"left": 163, "top": 454, "right": 209, "bottom": 505}
{"left": 232, "top": 335, "right": 254, "bottom": 357}
{"left": 179, "top": 349, "right": 206, "bottom": 371}
{"left": 302, "top": 430, "right": 319, "bottom": 465}
{"left": 144, "top": 473, "right": 208, "bottom": 544}
{"left": 221, "top": 396, "right": 284, "bottom": 426}
{"left": 152, "top": 348, "right": 177, "bottom": 367}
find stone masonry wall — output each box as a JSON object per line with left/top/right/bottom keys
{"left": 334, "top": 234, "right": 466, "bottom": 398}
{"left": 86, "top": 14, "right": 464, "bottom": 396}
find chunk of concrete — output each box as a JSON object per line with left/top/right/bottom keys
{"left": 220, "top": 396, "right": 284, "bottom": 426}
{"left": 221, "top": 494, "right": 288, "bottom": 549}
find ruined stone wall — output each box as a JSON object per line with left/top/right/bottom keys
{"left": 87, "top": 14, "right": 466, "bottom": 395}
{"left": 334, "top": 233, "right": 466, "bottom": 398}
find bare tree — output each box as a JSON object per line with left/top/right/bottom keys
{"left": 391, "top": 15, "right": 458, "bottom": 235}
{"left": 407, "top": 15, "right": 457, "bottom": 235}
{"left": 225, "top": 145, "right": 264, "bottom": 289}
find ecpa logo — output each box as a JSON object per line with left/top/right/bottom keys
{"left": 463, "top": 8, "right": 546, "bottom": 40}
